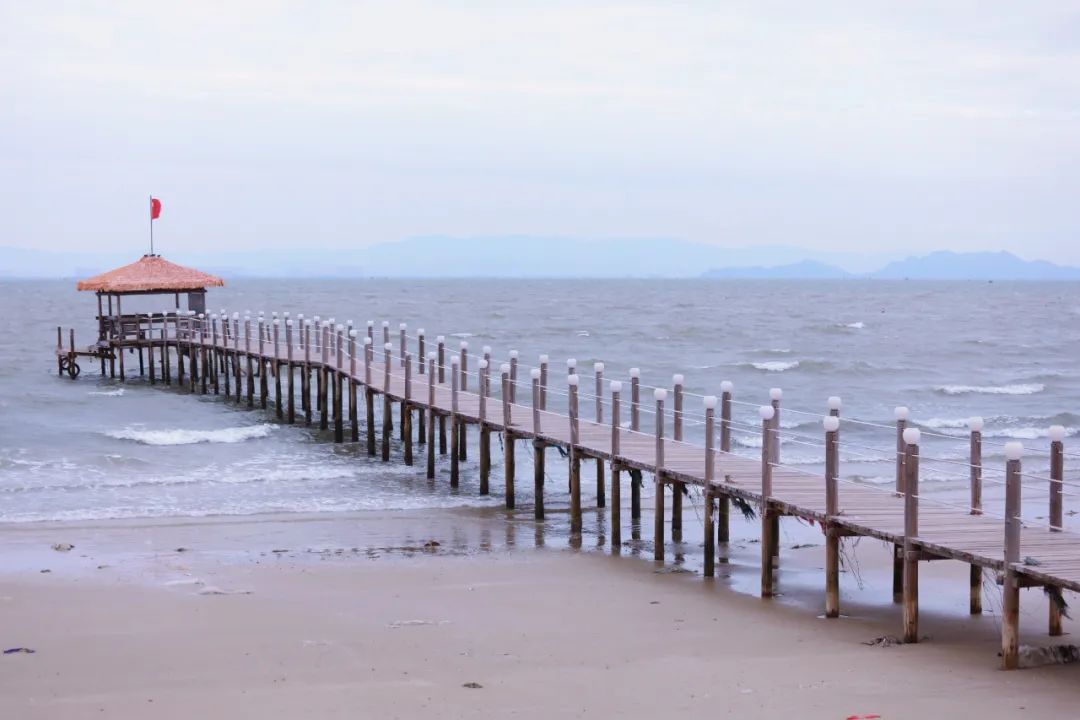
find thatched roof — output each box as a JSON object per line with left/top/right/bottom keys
{"left": 77, "top": 255, "right": 225, "bottom": 293}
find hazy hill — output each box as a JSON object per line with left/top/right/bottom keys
{"left": 871, "top": 250, "right": 1080, "bottom": 280}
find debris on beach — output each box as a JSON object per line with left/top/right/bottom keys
{"left": 862, "top": 635, "right": 903, "bottom": 648}
{"left": 1013, "top": 644, "right": 1080, "bottom": 668}
{"left": 39, "top": 569, "right": 51, "bottom": 574}
{"left": 51, "top": 543, "right": 74, "bottom": 552}
{"left": 197, "top": 585, "right": 253, "bottom": 596}
{"left": 462, "top": 682, "right": 483, "bottom": 689}
{"left": 4, "top": 647, "right": 36, "bottom": 655}
{"left": 388, "top": 619, "right": 449, "bottom": 628}
{"left": 1023, "top": 556, "right": 1043, "bottom": 566}
{"left": 175, "top": 547, "right": 190, "bottom": 553}
{"left": 423, "top": 540, "right": 441, "bottom": 549}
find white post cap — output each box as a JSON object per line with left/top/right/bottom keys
{"left": 364, "top": 337, "right": 373, "bottom": 346}
{"left": 539, "top": 354, "right": 548, "bottom": 363}
{"left": 823, "top": 415, "right": 840, "bottom": 432}
{"left": 336, "top": 324, "right": 343, "bottom": 332}
{"left": 233, "top": 312, "right": 239, "bottom": 319}
{"left": 450, "top": 355, "right": 459, "bottom": 365}
{"left": 314, "top": 315, "right": 321, "bottom": 322}
{"left": 1050, "top": 425, "right": 1067, "bottom": 442}
{"left": 895, "top": 406, "right": 909, "bottom": 421}
{"left": 328, "top": 317, "right": 335, "bottom": 324}
{"left": 437, "top": 335, "right": 445, "bottom": 343}
{"left": 654, "top": 388, "right": 667, "bottom": 401}
{"left": 720, "top": 380, "right": 734, "bottom": 393}
{"left": 366, "top": 320, "right": 373, "bottom": 327}
{"left": 611, "top": 380, "right": 623, "bottom": 393}
{"left": 417, "top": 328, "right": 425, "bottom": 336}
{"left": 509, "top": 350, "right": 519, "bottom": 359}
{"left": 382, "top": 320, "right": 389, "bottom": 327}
{"left": 629, "top": 367, "right": 640, "bottom": 379}
{"left": 968, "top": 416, "right": 984, "bottom": 432}
{"left": 500, "top": 363, "right": 511, "bottom": 374}
{"left": 295, "top": 313, "right": 302, "bottom": 320}
{"left": 460, "top": 340, "right": 469, "bottom": 349}
{"left": 568, "top": 374, "right": 580, "bottom": 386}
{"left": 199, "top": 313, "right": 205, "bottom": 319}
{"left": 286, "top": 319, "right": 293, "bottom": 326}
{"left": 770, "top": 387, "right": 782, "bottom": 400}
{"left": 346, "top": 319, "right": 353, "bottom": 327}
{"left": 902, "top": 427, "right": 921, "bottom": 445}
{"left": 1005, "top": 441, "right": 1024, "bottom": 460}
{"left": 384, "top": 342, "right": 392, "bottom": 351}
{"left": 703, "top": 395, "right": 718, "bottom": 410}
{"left": 530, "top": 368, "right": 541, "bottom": 379}
{"left": 483, "top": 345, "right": 492, "bottom": 355}
{"left": 427, "top": 351, "right": 437, "bottom": 360}
{"left": 595, "top": 362, "right": 605, "bottom": 373}
{"left": 673, "top": 373, "right": 684, "bottom": 386}
{"left": 349, "top": 329, "right": 357, "bottom": 337}
{"left": 827, "top": 396, "right": 842, "bottom": 410}
{"left": 567, "top": 358, "right": 577, "bottom": 368}
{"left": 479, "top": 358, "right": 489, "bottom": 369}
{"left": 211, "top": 313, "right": 218, "bottom": 319}
{"left": 759, "top": 405, "right": 775, "bottom": 420}
{"left": 399, "top": 323, "right": 407, "bottom": 330}
{"left": 283, "top": 312, "right": 290, "bottom": 318}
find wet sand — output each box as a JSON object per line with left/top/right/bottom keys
{"left": 1, "top": 509, "right": 1077, "bottom": 718}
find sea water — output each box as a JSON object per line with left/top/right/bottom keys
{"left": 2, "top": 278, "right": 1079, "bottom": 528}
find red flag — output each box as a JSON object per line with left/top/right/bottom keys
{"left": 150, "top": 197, "right": 162, "bottom": 220}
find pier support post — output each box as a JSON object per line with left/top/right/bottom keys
{"left": 718, "top": 382, "right": 734, "bottom": 544}
{"left": 824, "top": 413, "right": 841, "bottom": 618}
{"left": 450, "top": 355, "right": 460, "bottom": 486}
{"left": 382, "top": 343, "right": 392, "bottom": 461}
{"left": 479, "top": 359, "right": 491, "bottom": 495}
{"left": 569, "top": 373, "right": 582, "bottom": 537}
{"left": 244, "top": 317, "right": 253, "bottom": 407}
{"left": 654, "top": 389, "right": 667, "bottom": 562}
{"left": 893, "top": 406, "right": 909, "bottom": 603}
{"left": 403, "top": 353, "right": 413, "bottom": 465}
{"left": 610, "top": 381, "right": 623, "bottom": 550}
{"left": 364, "top": 339, "right": 376, "bottom": 455}
{"left": 1002, "top": 442, "right": 1023, "bottom": 670}
{"left": 531, "top": 369, "right": 544, "bottom": 519}
{"left": 259, "top": 319, "right": 268, "bottom": 409}
{"left": 426, "top": 354, "right": 437, "bottom": 479}
{"left": 501, "top": 364, "right": 515, "bottom": 509}
{"left": 760, "top": 404, "right": 776, "bottom": 597}
{"left": 457, "top": 342, "right": 468, "bottom": 460}
{"left": 1049, "top": 427, "right": 1065, "bottom": 636}
{"left": 902, "top": 428, "right": 921, "bottom": 644}
{"left": 671, "top": 375, "right": 683, "bottom": 542}
{"left": 437, "top": 336, "right": 447, "bottom": 456}
{"left": 286, "top": 321, "right": 295, "bottom": 424}
{"left": 630, "top": 369, "right": 641, "bottom": 522}
{"left": 594, "top": 363, "right": 605, "bottom": 508}
{"left": 417, "top": 330, "right": 426, "bottom": 446}
{"left": 702, "top": 395, "right": 717, "bottom": 576}
{"left": 968, "top": 417, "right": 983, "bottom": 614}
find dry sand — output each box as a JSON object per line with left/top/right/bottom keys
{"left": 1, "top": 510, "right": 1077, "bottom": 719}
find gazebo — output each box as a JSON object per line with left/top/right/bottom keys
{"left": 67, "top": 254, "right": 225, "bottom": 379}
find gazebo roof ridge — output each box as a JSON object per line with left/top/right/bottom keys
{"left": 77, "top": 254, "right": 225, "bottom": 294}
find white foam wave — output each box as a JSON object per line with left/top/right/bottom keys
{"left": 751, "top": 361, "right": 799, "bottom": 372}
{"left": 89, "top": 388, "right": 125, "bottom": 397}
{"left": 106, "top": 424, "right": 275, "bottom": 446}
{"left": 936, "top": 383, "right": 1044, "bottom": 396}
{"left": 845, "top": 322, "right": 865, "bottom": 329}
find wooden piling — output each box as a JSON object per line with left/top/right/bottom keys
{"left": 450, "top": 355, "right": 460, "bottom": 486}
{"left": 902, "top": 429, "right": 920, "bottom": 644}
{"left": 259, "top": 319, "right": 268, "bottom": 409}
{"left": 824, "top": 413, "right": 840, "bottom": 618}
{"left": 594, "top": 362, "right": 605, "bottom": 509}
{"left": 479, "top": 359, "right": 491, "bottom": 495}
{"left": 760, "top": 404, "right": 776, "bottom": 597}
{"left": 403, "top": 352, "right": 413, "bottom": 465}
{"left": 630, "top": 368, "right": 641, "bottom": 521}
{"left": 333, "top": 327, "right": 344, "bottom": 443}
{"left": 1049, "top": 427, "right": 1065, "bottom": 636}
{"left": 718, "top": 382, "right": 733, "bottom": 544}
{"left": 702, "top": 395, "right": 716, "bottom": 576}
{"left": 654, "top": 389, "right": 667, "bottom": 562}
{"left": 1001, "top": 443, "right": 1022, "bottom": 670}
{"left": 893, "top": 406, "right": 909, "bottom": 604}
{"left": 365, "top": 338, "right": 376, "bottom": 456}
{"left": 437, "top": 336, "right": 447, "bottom": 456}
{"left": 457, "top": 342, "right": 467, "bottom": 461}
{"left": 382, "top": 343, "right": 392, "bottom": 461}
{"left": 319, "top": 323, "right": 329, "bottom": 431}
{"left": 531, "top": 369, "right": 544, "bottom": 519}
{"left": 968, "top": 417, "right": 983, "bottom": 614}
{"left": 286, "top": 321, "right": 295, "bottom": 423}
{"left": 348, "top": 331, "right": 358, "bottom": 441}
{"left": 569, "top": 373, "right": 582, "bottom": 537}
{"left": 417, "top": 329, "right": 426, "bottom": 445}
{"left": 671, "top": 374, "right": 684, "bottom": 542}
{"left": 426, "top": 353, "right": 437, "bottom": 479}
{"left": 501, "top": 365, "right": 515, "bottom": 509}
{"left": 244, "top": 317, "right": 254, "bottom": 407}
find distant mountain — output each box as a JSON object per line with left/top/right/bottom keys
{"left": 870, "top": 251, "right": 1080, "bottom": 280}
{"left": 702, "top": 260, "right": 852, "bottom": 279}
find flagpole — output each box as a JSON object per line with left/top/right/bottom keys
{"left": 149, "top": 194, "right": 154, "bottom": 256}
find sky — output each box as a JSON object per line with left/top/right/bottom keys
{"left": 2, "top": 1, "right": 1079, "bottom": 266}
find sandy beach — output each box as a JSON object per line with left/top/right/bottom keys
{"left": 1, "top": 510, "right": 1076, "bottom": 719}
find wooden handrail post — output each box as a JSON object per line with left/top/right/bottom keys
{"left": 538, "top": 354, "right": 549, "bottom": 410}
{"left": 824, "top": 413, "right": 841, "bottom": 618}
{"left": 382, "top": 320, "right": 390, "bottom": 348}
{"left": 508, "top": 351, "right": 519, "bottom": 403}
{"left": 671, "top": 374, "right": 685, "bottom": 541}
{"left": 630, "top": 368, "right": 640, "bottom": 431}
{"left": 284, "top": 320, "right": 294, "bottom": 423}
{"left": 703, "top": 395, "right": 717, "bottom": 577}
{"left": 399, "top": 323, "right": 407, "bottom": 368}
{"left": 532, "top": 368, "right": 544, "bottom": 519}
{"left": 760, "top": 404, "right": 776, "bottom": 597}
{"left": 402, "top": 352, "right": 413, "bottom": 465}
{"left": 967, "top": 416, "right": 983, "bottom": 614}
{"left": 501, "top": 363, "right": 515, "bottom": 509}
{"left": 479, "top": 358, "right": 491, "bottom": 496}
{"left": 594, "top": 363, "right": 605, "bottom": 422}
{"left": 416, "top": 329, "right": 426, "bottom": 445}
{"left": 610, "top": 381, "right": 623, "bottom": 549}
{"left": 459, "top": 341, "right": 469, "bottom": 392}
{"left": 569, "top": 373, "right": 581, "bottom": 537}
{"left": 717, "top": 380, "right": 733, "bottom": 543}
{"left": 1002, "top": 442, "right": 1023, "bottom": 670}
{"left": 653, "top": 388, "right": 667, "bottom": 562}
{"left": 381, "top": 342, "right": 392, "bottom": 461}
{"left": 426, "top": 352, "right": 437, "bottom": 479}
{"left": 1049, "top": 426, "right": 1065, "bottom": 635}
{"left": 450, "top": 354, "right": 460, "bottom": 487}
{"left": 902, "top": 427, "right": 921, "bottom": 644}
{"left": 893, "top": 405, "right": 909, "bottom": 604}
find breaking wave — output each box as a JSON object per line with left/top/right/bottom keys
{"left": 105, "top": 424, "right": 276, "bottom": 446}
{"left": 935, "top": 383, "right": 1045, "bottom": 396}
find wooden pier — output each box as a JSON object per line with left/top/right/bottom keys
{"left": 56, "top": 258, "right": 1080, "bottom": 671}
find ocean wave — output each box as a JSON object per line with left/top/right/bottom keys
{"left": 105, "top": 424, "right": 276, "bottom": 446}
{"left": 935, "top": 383, "right": 1045, "bottom": 396}
{"left": 88, "top": 388, "right": 125, "bottom": 397}
{"left": 845, "top": 322, "right": 865, "bottom": 329}
{"left": 750, "top": 360, "right": 799, "bottom": 372}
